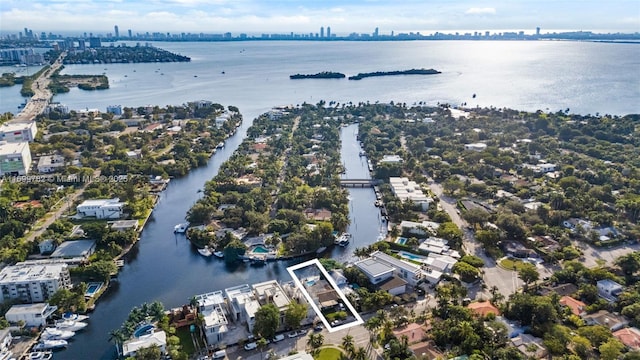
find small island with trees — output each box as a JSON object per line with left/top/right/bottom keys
{"left": 289, "top": 71, "right": 346, "bottom": 79}
{"left": 348, "top": 68, "right": 441, "bottom": 80}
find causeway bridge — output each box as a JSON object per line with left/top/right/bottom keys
{"left": 339, "top": 179, "right": 383, "bottom": 188}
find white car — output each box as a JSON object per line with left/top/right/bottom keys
{"left": 287, "top": 331, "right": 298, "bottom": 338}
{"left": 244, "top": 342, "right": 257, "bottom": 351}
{"left": 272, "top": 334, "right": 285, "bottom": 342}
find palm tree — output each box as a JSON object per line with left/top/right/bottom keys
{"left": 341, "top": 334, "right": 355, "bottom": 358}
{"left": 307, "top": 333, "right": 324, "bottom": 353}
{"left": 353, "top": 347, "right": 368, "bottom": 360}
{"left": 108, "top": 329, "right": 126, "bottom": 357}
{"left": 256, "top": 338, "right": 268, "bottom": 359}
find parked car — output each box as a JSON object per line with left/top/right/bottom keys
{"left": 244, "top": 342, "right": 257, "bottom": 351}
{"left": 287, "top": 331, "right": 299, "bottom": 338}
{"left": 296, "top": 329, "right": 307, "bottom": 336}
{"left": 272, "top": 334, "right": 285, "bottom": 342}
{"left": 314, "top": 324, "right": 323, "bottom": 331}
{"left": 212, "top": 350, "right": 227, "bottom": 359}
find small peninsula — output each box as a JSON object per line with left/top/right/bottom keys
{"left": 348, "top": 68, "right": 441, "bottom": 80}
{"left": 289, "top": 71, "right": 346, "bottom": 79}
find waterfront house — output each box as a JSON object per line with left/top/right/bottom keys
{"left": 370, "top": 251, "right": 423, "bottom": 286}
{"left": 559, "top": 296, "right": 586, "bottom": 316}
{"left": 224, "top": 284, "right": 255, "bottom": 324}
{"left": 110, "top": 220, "right": 139, "bottom": 232}
{"left": 122, "top": 330, "right": 167, "bottom": 358}
{"left": 194, "top": 291, "right": 229, "bottom": 346}
{"left": 400, "top": 221, "right": 440, "bottom": 237}
{"left": 76, "top": 198, "right": 124, "bottom": 219}
{"left": 354, "top": 258, "right": 395, "bottom": 285}
{"left": 252, "top": 280, "right": 291, "bottom": 332}
{"left": 612, "top": 327, "right": 640, "bottom": 351}
{"left": 377, "top": 276, "right": 407, "bottom": 296}
{"left": 50, "top": 239, "right": 96, "bottom": 262}
{"left": 4, "top": 303, "right": 57, "bottom": 327}
{"left": 582, "top": 310, "right": 629, "bottom": 331}
{"left": 596, "top": 279, "right": 624, "bottom": 302}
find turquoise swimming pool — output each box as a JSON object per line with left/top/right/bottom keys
{"left": 399, "top": 251, "right": 426, "bottom": 262}
{"left": 396, "top": 237, "right": 408, "bottom": 245}
{"left": 252, "top": 246, "right": 270, "bottom": 254}
{"left": 85, "top": 282, "right": 103, "bottom": 297}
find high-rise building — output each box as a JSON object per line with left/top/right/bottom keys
{"left": 327, "top": 26, "right": 331, "bottom": 38}
{"left": 128, "top": 29, "right": 132, "bottom": 38}
{"left": 374, "top": 27, "right": 379, "bottom": 37}
{"left": 536, "top": 27, "right": 541, "bottom": 36}
{"left": 320, "top": 27, "right": 324, "bottom": 38}
{"left": 114, "top": 25, "right": 119, "bottom": 38}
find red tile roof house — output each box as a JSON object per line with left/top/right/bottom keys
{"left": 559, "top": 296, "right": 586, "bottom": 316}
{"left": 467, "top": 301, "right": 501, "bottom": 317}
{"left": 392, "top": 323, "right": 427, "bottom": 345}
{"left": 613, "top": 327, "right": 640, "bottom": 351}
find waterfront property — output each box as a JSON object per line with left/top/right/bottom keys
{"left": 251, "top": 280, "right": 292, "bottom": 333}
{"left": 0, "top": 141, "right": 31, "bottom": 176}
{"left": 49, "top": 239, "right": 96, "bottom": 262}
{"left": 84, "top": 282, "right": 103, "bottom": 298}
{"left": 122, "top": 330, "right": 167, "bottom": 358}
{"left": 0, "top": 262, "right": 71, "bottom": 303}
{"left": 194, "top": 291, "right": 229, "bottom": 346}
{"left": 76, "top": 198, "right": 125, "bottom": 219}
{"left": 4, "top": 303, "right": 57, "bottom": 327}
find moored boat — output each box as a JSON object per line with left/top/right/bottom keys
{"left": 55, "top": 319, "right": 87, "bottom": 332}
{"left": 334, "top": 232, "right": 351, "bottom": 246}
{"left": 213, "top": 251, "right": 224, "bottom": 258}
{"left": 28, "top": 351, "right": 52, "bottom": 360}
{"left": 197, "top": 246, "right": 213, "bottom": 257}
{"left": 41, "top": 327, "right": 75, "bottom": 340}
{"left": 174, "top": 223, "right": 189, "bottom": 233}
{"left": 33, "top": 339, "right": 68, "bottom": 350}
{"left": 62, "top": 312, "right": 89, "bottom": 322}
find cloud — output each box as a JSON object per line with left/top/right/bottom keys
{"left": 465, "top": 7, "right": 496, "bottom": 16}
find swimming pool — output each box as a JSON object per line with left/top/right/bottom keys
{"left": 396, "top": 237, "right": 408, "bottom": 245}
{"left": 133, "top": 323, "right": 155, "bottom": 338}
{"left": 84, "top": 282, "right": 103, "bottom": 297}
{"left": 399, "top": 251, "right": 426, "bottom": 262}
{"left": 252, "top": 246, "right": 270, "bottom": 254}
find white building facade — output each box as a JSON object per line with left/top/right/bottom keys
{"left": 0, "top": 141, "right": 31, "bottom": 176}
{"left": 0, "top": 121, "right": 37, "bottom": 142}
{"left": 0, "top": 262, "right": 71, "bottom": 303}
{"left": 76, "top": 198, "right": 124, "bottom": 219}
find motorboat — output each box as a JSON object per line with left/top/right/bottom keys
{"left": 216, "top": 141, "right": 225, "bottom": 149}
{"left": 55, "top": 319, "right": 88, "bottom": 332}
{"left": 213, "top": 251, "right": 224, "bottom": 258}
{"left": 197, "top": 246, "right": 213, "bottom": 257}
{"left": 62, "top": 312, "right": 89, "bottom": 322}
{"left": 28, "top": 351, "right": 52, "bottom": 360}
{"left": 174, "top": 223, "right": 189, "bottom": 233}
{"left": 359, "top": 150, "right": 366, "bottom": 157}
{"left": 334, "top": 233, "right": 351, "bottom": 246}
{"left": 41, "top": 327, "right": 75, "bottom": 340}
{"left": 33, "top": 339, "right": 68, "bottom": 350}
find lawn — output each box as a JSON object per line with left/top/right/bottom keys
{"left": 175, "top": 326, "right": 197, "bottom": 356}
{"left": 499, "top": 257, "right": 528, "bottom": 271}
{"left": 314, "top": 347, "right": 343, "bottom": 360}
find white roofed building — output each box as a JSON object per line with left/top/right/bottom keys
{"left": 0, "top": 141, "right": 31, "bottom": 176}
{"left": 0, "top": 262, "right": 71, "bottom": 303}
{"left": 0, "top": 121, "right": 37, "bottom": 142}
{"left": 4, "top": 303, "right": 57, "bottom": 327}
{"left": 390, "top": 177, "right": 433, "bottom": 211}
{"left": 77, "top": 198, "right": 124, "bottom": 219}
{"left": 122, "top": 331, "right": 167, "bottom": 358}
{"left": 194, "top": 291, "right": 228, "bottom": 345}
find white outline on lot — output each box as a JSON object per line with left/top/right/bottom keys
{"left": 287, "top": 259, "right": 364, "bottom": 332}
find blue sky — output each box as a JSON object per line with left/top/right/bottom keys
{"left": 1, "top": 0, "right": 639, "bottom": 35}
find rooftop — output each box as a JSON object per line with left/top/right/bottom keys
{"left": 355, "top": 258, "right": 395, "bottom": 279}
{"left": 50, "top": 239, "right": 96, "bottom": 259}
{"left": 0, "top": 262, "right": 68, "bottom": 284}
{"left": 252, "top": 280, "right": 290, "bottom": 310}
{"left": 0, "top": 141, "right": 29, "bottom": 155}
{"left": 122, "top": 331, "right": 167, "bottom": 357}
{"left": 5, "top": 303, "right": 57, "bottom": 316}
{"left": 467, "top": 301, "right": 501, "bottom": 317}
{"left": 613, "top": 327, "right": 640, "bottom": 350}
{"left": 559, "top": 296, "right": 586, "bottom": 316}
{"left": 393, "top": 323, "right": 427, "bottom": 345}
{"left": 378, "top": 276, "right": 407, "bottom": 292}
{"left": 78, "top": 198, "right": 123, "bottom": 207}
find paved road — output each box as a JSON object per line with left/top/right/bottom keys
{"left": 24, "top": 169, "right": 101, "bottom": 243}
{"left": 13, "top": 53, "right": 65, "bottom": 122}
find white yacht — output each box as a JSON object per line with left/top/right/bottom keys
{"left": 55, "top": 319, "right": 88, "bottom": 332}
{"left": 174, "top": 223, "right": 189, "bottom": 233}
{"left": 41, "top": 327, "right": 75, "bottom": 340}
{"left": 62, "top": 312, "right": 89, "bottom": 322}
{"left": 197, "top": 246, "right": 213, "bottom": 257}
{"left": 28, "top": 351, "right": 52, "bottom": 360}
{"left": 33, "top": 339, "right": 68, "bottom": 350}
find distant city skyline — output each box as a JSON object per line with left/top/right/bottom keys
{"left": 1, "top": 0, "right": 639, "bottom": 35}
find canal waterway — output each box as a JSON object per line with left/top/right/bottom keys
{"left": 60, "top": 115, "right": 381, "bottom": 359}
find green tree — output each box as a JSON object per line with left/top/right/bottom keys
{"left": 599, "top": 338, "right": 624, "bottom": 360}
{"left": 223, "top": 239, "right": 247, "bottom": 264}
{"left": 307, "top": 333, "right": 324, "bottom": 353}
{"left": 341, "top": 334, "right": 355, "bottom": 358}
{"left": 453, "top": 261, "right": 480, "bottom": 283}
{"left": 436, "top": 222, "right": 463, "bottom": 248}
{"left": 85, "top": 259, "right": 118, "bottom": 282}
{"left": 253, "top": 303, "right": 280, "bottom": 340}
{"left": 134, "top": 344, "right": 162, "bottom": 360}
{"left": 517, "top": 263, "right": 539, "bottom": 290}
{"left": 284, "top": 302, "right": 308, "bottom": 330}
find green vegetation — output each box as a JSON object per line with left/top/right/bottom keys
{"left": 313, "top": 347, "right": 342, "bottom": 360}
{"left": 253, "top": 303, "right": 280, "bottom": 340}
{"left": 499, "top": 257, "right": 529, "bottom": 271}
{"left": 348, "top": 68, "right": 441, "bottom": 80}
{"left": 47, "top": 44, "right": 191, "bottom": 64}
{"left": 290, "top": 72, "right": 346, "bottom": 79}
